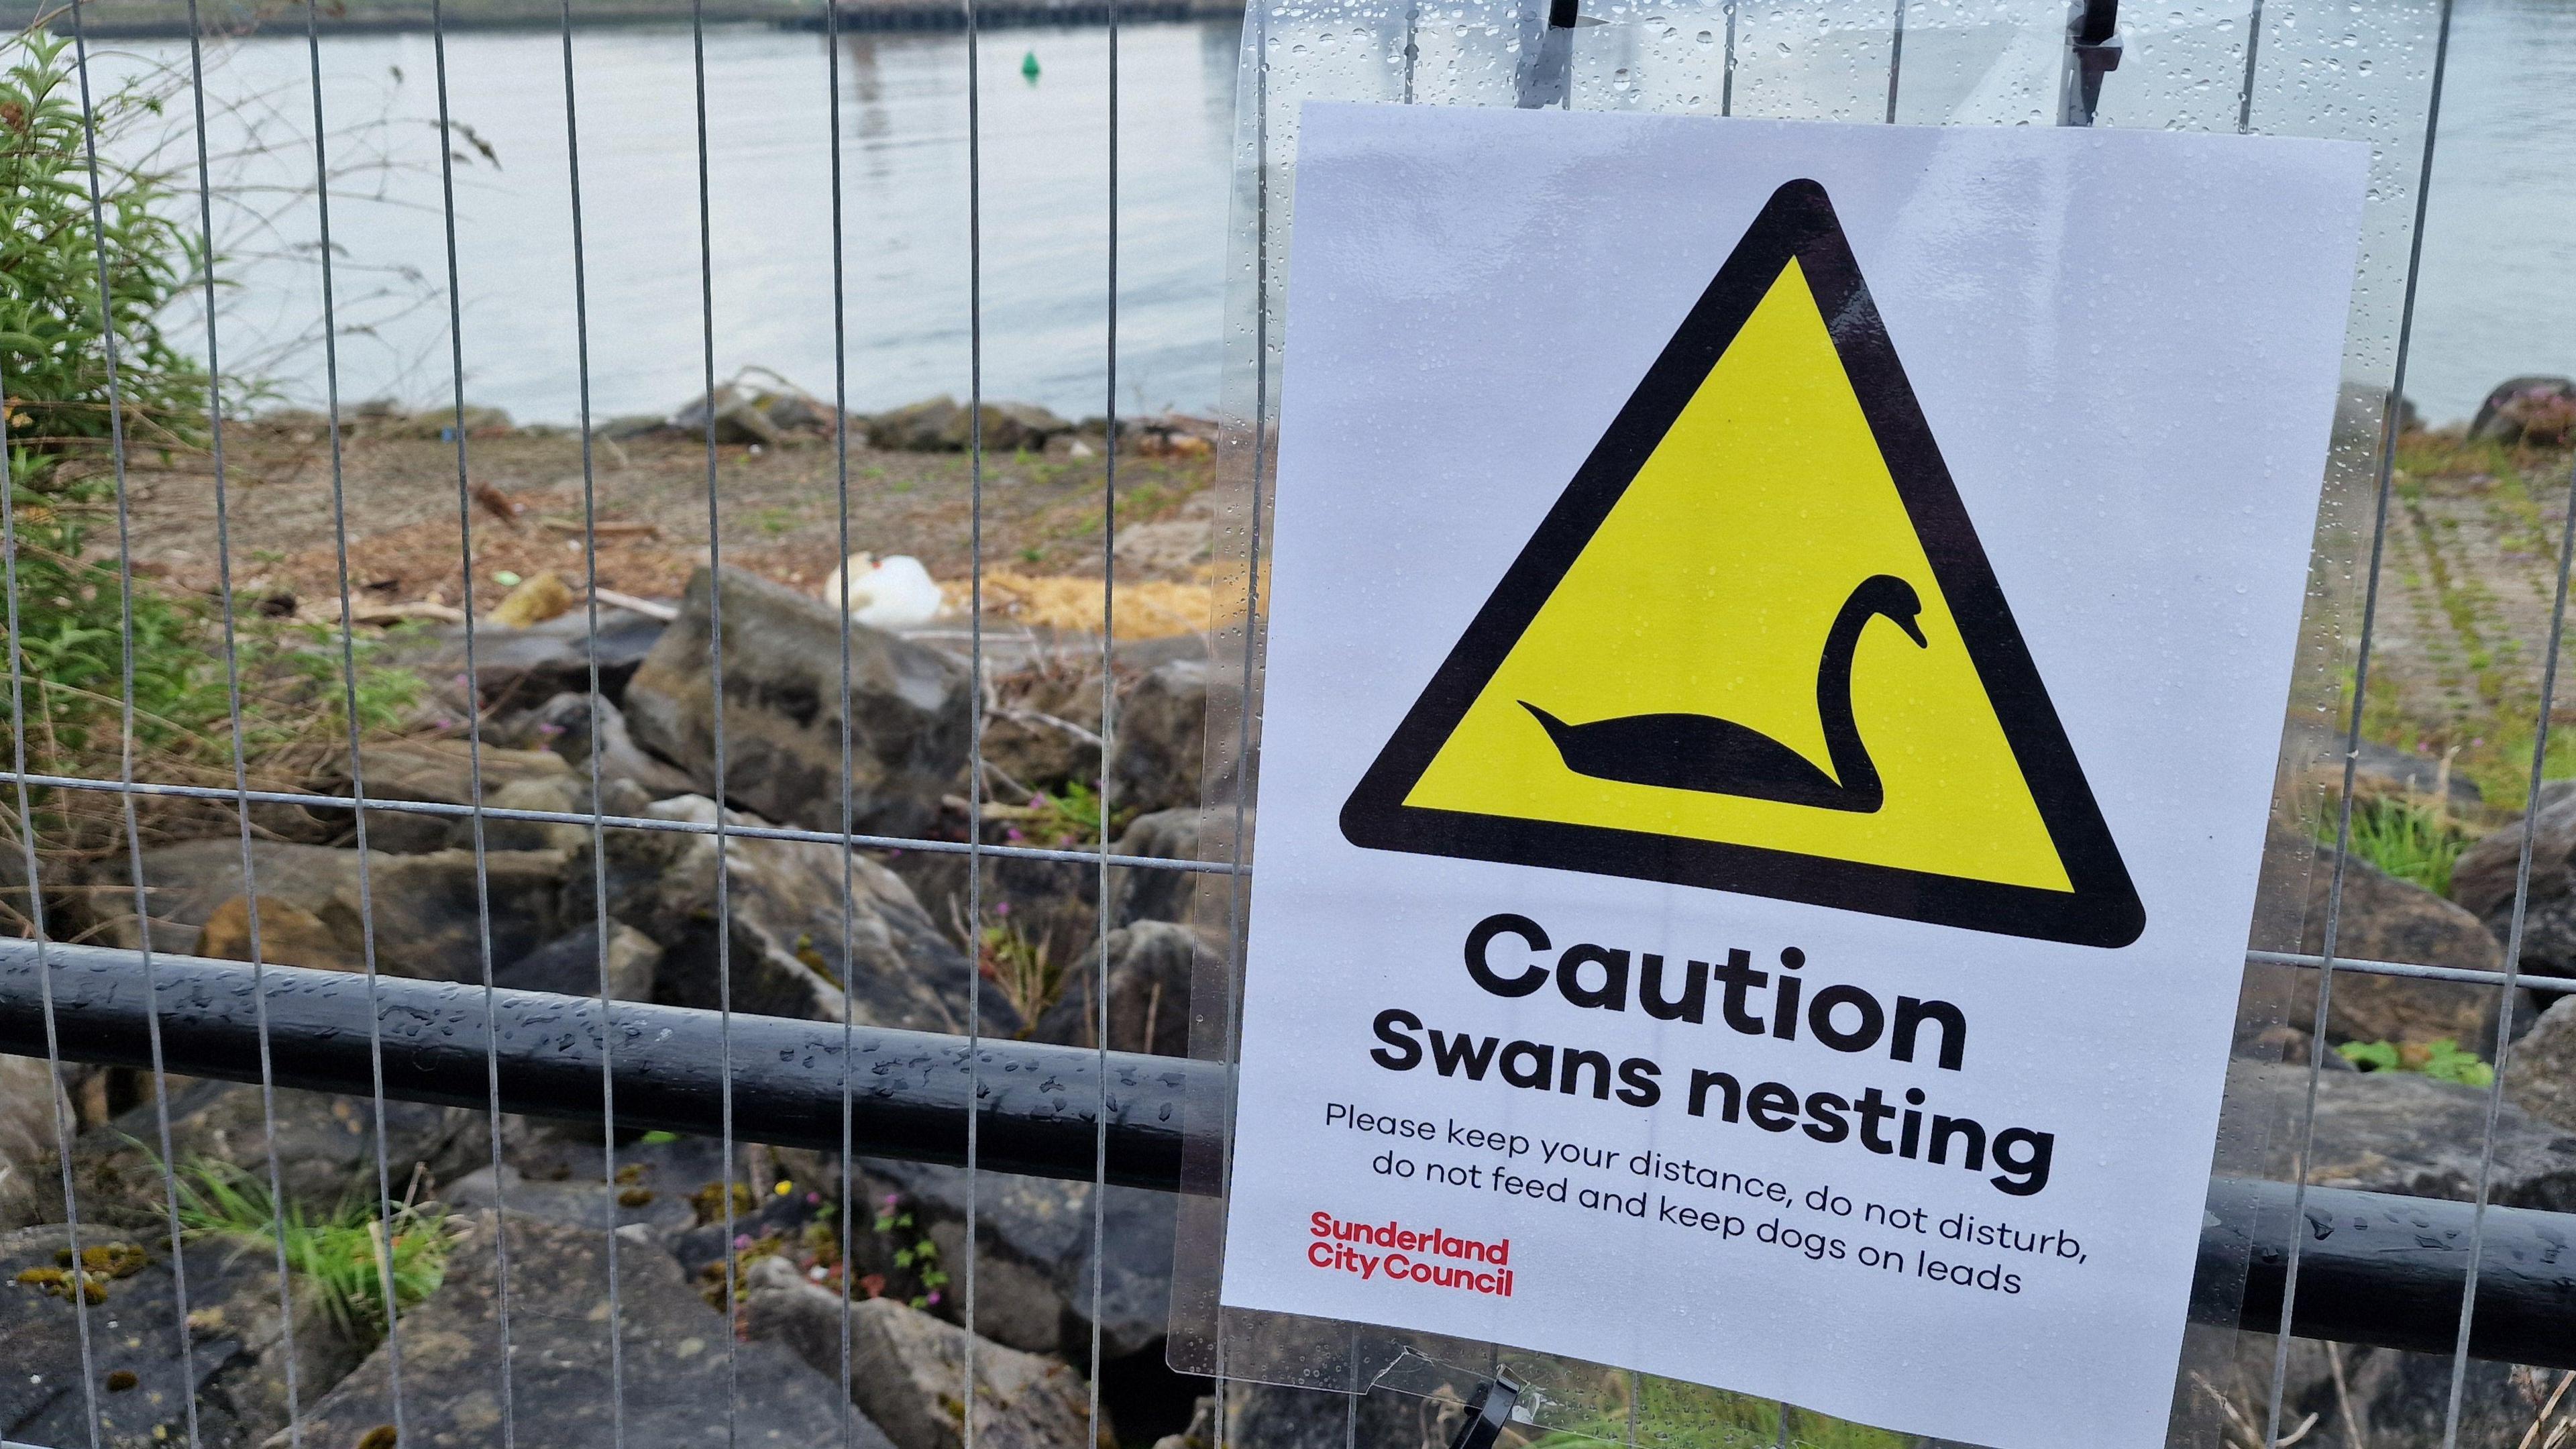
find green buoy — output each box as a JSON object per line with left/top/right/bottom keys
{"left": 1021, "top": 49, "right": 1040, "bottom": 81}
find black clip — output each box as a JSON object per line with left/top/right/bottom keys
{"left": 1446, "top": 1370, "right": 1527, "bottom": 1449}
{"left": 2059, "top": 0, "right": 2122, "bottom": 125}
{"left": 1513, "top": 0, "right": 1579, "bottom": 108}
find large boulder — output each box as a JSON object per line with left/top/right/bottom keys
{"left": 1108, "top": 808, "right": 1203, "bottom": 928}
{"left": 2283, "top": 723, "right": 2483, "bottom": 814}
{"left": 675, "top": 382, "right": 789, "bottom": 447}
{"left": 2290, "top": 851, "right": 2498, "bottom": 1044}
{"left": 2504, "top": 991, "right": 2576, "bottom": 1130}
{"left": 741, "top": 1255, "right": 1099, "bottom": 1449}
{"left": 2469, "top": 375, "right": 2576, "bottom": 446}
{"left": 864, "top": 396, "right": 1071, "bottom": 455}
{"left": 436, "top": 606, "right": 670, "bottom": 714}
{"left": 287, "top": 1210, "right": 892, "bottom": 1449}
{"left": 2455, "top": 792, "right": 2576, "bottom": 973}
{"left": 441, "top": 1162, "right": 698, "bottom": 1238}
{"left": 624, "top": 568, "right": 971, "bottom": 842}
{"left": 1109, "top": 661, "right": 1209, "bottom": 818}
{"left": 855, "top": 1155, "right": 1172, "bottom": 1365}
{"left": 981, "top": 661, "right": 1107, "bottom": 797}
{"left": 0, "top": 1053, "right": 68, "bottom": 1230}
{"left": 2232, "top": 1059, "right": 2576, "bottom": 1210}
{"left": 526, "top": 691, "right": 700, "bottom": 801}
{"left": 195, "top": 894, "right": 356, "bottom": 972}
{"left": 574, "top": 794, "right": 1006, "bottom": 1034}
{"left": 67, "top": 1078, "right": 490, "bottom": 1226}
{"left": 494, "top": 921, "right": 663, "bottom": 1002}
{"left": 335, "top": 737, "right": 580, "bottom": 853}
{"left": 83, "top": 840, "right": 568, "bottom": 984}
{"left": 1033, "top": 921, "right": 1203, "bottom": 1058}
{"left": 1, "top": 1221, "right": 360, "bottom": 1449}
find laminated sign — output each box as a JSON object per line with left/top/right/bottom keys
{"left": 1222, "top": 105, "right": 2369, "bottom": 1449}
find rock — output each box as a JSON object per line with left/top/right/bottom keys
{"left": 2289, "top": 851, "right": 2496, "bottom": 1044}
{"left": 197, "top": 894, "right": 358, "bottom": 972}
{"left": 81, "top": 840, "right": 566, "bottom": 983}
{"left": 527, "top": 692, "right": 702, "bottom": 801}
{"left": 495, "top": 921, "right": 661, "bottom": 1002}
{"left": 1, "top": 1221, "right": 359, "bottom": 1449}
{"left": 675, "top": 382, "right": 790, "bottom": 447}
{"left": 761, "top": 390, "right": 837, "bottom": 435}
{"left": 374, "top": 404, "right": 513, "bottom": 439}
{"left": 0, "top": 1054, "right": 68, "bottom": 1230}
{"left": 342, "top": 737, "right": 580, "bottom": 853}
{"left": 1033, "top": 922, "right": 1201, "bottom": 1058}
{"left": 2455, "top": 792, "right": 2576, "bottom": 973}
{"left": 855, "top": 1156, "right": 1171, "bottom": 1364}
{"left": 441, "top": 1163, "right": 696, "bottom": 1237}
{"left": 356, "top": 737, "right": 578, "bottom": 806}
{"left": 489, "top": 570, "right": 578, "bottom": 628}
{"left": 2233, "top": 1059, "right": 2576, "bottom": 1209}
{"left": 864, "top": 396, "right": 1071, "bottom": 454}
{"left": 600, "top": 413, "right": 669, "bottom": 441}
{"left": 1108, "top": 808, "right": 1201, "bottom": 928}
{"left": 981, "top": 663, "right": 1107, "bottom": 796}
{"left": 288, "top": 1210, "right": 891, "bottom": 1449}
{"left": 474, "top": 774, "right": 595, "bottom": 853}
{"left": 2284, "top": 723, "right": 2482, "bottom": 812}
{"left": 624, "top": 568, "right": 972, "bottom": 842}
{"left": 2504, "top": 991, "right": 2576, "bottom": 1130}
{"left": 441, "top": 607, "right": 671, "bottom": 714}
{"left": 865, "top": 396, "right": 963, "bottom": 451}
{"left": 345, "top": 848, "right": 570, "bottom": 979}
{"left": 1109, "top": 661, "right": 1208, "bottom": 818}
{"left": 574, "top": 794, "right": 1006, "bottom": 1034}
{"left": 2469, "top": 375, "right": 2576, "bottom": 445}
{"left": 741, "top": 1256, "right": 1100, "bottom": 1449}
{"left": 68, "top": 1077, "right": 490, "bottom": 1226}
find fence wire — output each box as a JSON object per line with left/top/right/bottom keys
{"left": 0, "top": 0, "right": 2537, "bottom": 1445}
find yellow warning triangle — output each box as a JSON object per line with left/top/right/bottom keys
{"left": 1339, "top": 180, "right": 2143, "bottom": 949}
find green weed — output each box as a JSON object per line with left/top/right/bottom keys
{"left": 970, "top": 913, "right": 1064, "bottom": 1035}
{"left": 2338, "top": 1036, "right": 2494, "bottom": 1087}
{"left": 2322, "top": 794, "right": 2473, "bottom": 896}
{"left": 871, "top": 1195, "right": 950, "bottom": 1310}
{"left": 172, "top": 1159, "right": 457, "bottom": 1345}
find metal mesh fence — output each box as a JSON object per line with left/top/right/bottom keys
{"left": 2, "top": 0, "right": 2571, "bottom": 1444}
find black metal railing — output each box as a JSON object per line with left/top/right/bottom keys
{"left": 8, "top": 935, "right": 2573, "bottom": 1373}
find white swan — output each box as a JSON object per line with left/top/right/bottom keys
{"left": 818, "top": 552, "right": 947, "bottom": 629}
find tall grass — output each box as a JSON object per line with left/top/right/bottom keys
{"left": 2328, "top": 794, "right": 2473, "bottom": 896}
{"left": 173, "top": 1158, "right": 458, "bottom": 1345}
{"left": 1529, "top": 1378, "right": 1917, "bottom": 1448}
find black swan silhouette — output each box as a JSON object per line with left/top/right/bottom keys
{"left": 1521, "top": 574, "right": 1927, "bottom": 812}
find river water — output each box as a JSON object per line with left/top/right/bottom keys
{"left": 100, "top": 0, "right": 2576, "bottom": 427}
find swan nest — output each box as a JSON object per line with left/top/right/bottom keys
{"left": 941, "top": 572, "right": 1220, "bottom": 641}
